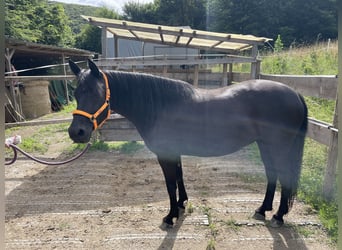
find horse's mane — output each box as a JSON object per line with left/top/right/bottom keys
{"left": 106, "top": 71, "right": 196, "bottom": 129}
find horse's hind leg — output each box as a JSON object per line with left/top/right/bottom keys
{"left": 157, "top": 155, "right": 187, "bottom": 227}
{"left": 176, "top": 159, "right": 188, "bottom": 210}
{"left": 253, "top": 142, "right": 277, "bottom": 220}
{"left": 254, "top": 169, "right": 277, "bottom": 220}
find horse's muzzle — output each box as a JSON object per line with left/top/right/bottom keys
{"left": 68, "top": 124, "right": 92, "bottom": 143}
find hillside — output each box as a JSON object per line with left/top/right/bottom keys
{"left": 51, "top": 2, "right": 100, "bottom": 34}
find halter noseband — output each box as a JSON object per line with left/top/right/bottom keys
{"left": 72, "top": 71, "right": 111, "bottom": 130}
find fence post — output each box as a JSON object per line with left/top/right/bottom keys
{"left": 250, "top": 45, "right": 258, "bottom": 79}
{"left": 193, "top": 64, "right": 199, "bottom": 87}
{"left": 322, "top": 98, "right": 338, "bottom": 201}
{"left": 221, "top": 63, "right": 228, "bottom": 86}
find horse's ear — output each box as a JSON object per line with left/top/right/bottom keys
{"left": 69, "top": 60, "right": 81, "bottom": 76}
{"left": 88, "top": 59, "right": 101, "bottom": 78}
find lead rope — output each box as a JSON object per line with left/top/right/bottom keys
{"left": 5, "top": 142, "right": 91, "bottom": 166}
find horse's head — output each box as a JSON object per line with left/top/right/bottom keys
{"left": 68, "top": 59, "right": 111, "bottom": 143}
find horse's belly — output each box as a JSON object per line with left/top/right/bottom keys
{"left": 146, "top": 122, "right": 257, "bottom": 157}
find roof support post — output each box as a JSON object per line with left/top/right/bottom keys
{"left": 101, "top": 26, "right": 108, "bottom": 58}
{"left": 114, "top": 36, "right": 119, "bottom": 58}
{"left": 5, "top": 48, "right": 23, "bottom": 121}
{"left": 228, "top": 63, "right": 233, "bottom": 85}
{"left": 62, "top": 54, "right": 69, "bottom": 105}
{"left": 221, "top": 63, "right": 228, "bottom": 86}
{"left": 250, "top": 45, "right": 258, "bottom": 79}
{"left": 193, "top": 64, "right": 199, "bottom": 87}
{"left": 323, "top": 98, "right": 338, "bottom": 201}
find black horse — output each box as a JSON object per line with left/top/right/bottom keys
{"left": 68, "top": 59, "right": 307, "bottom": 228}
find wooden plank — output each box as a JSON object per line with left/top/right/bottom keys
{"left": 250, "top": 45, "right": 258, "bottom": 79}
{"left": 307, "top": 118, "right": 336, "bottom": 146}
{"left": 323, "top": 98, "right": 338, "bottom": 201}
{"left": 98, "top": 128, "right": 142, "bottom": 141}
{"left": 101, "top": 27, "right": 107, "bottom": 58}
{"left": 98, "top": 115, "right": 142, "bottom": 141}
{"left": 260, "top": 74, "right": 338, "bottom": 99}
{"left": 5, "top": 118, "right": 72, "bottom": 128}
{"left": 5, "top": 75, "right": 75, "bottom": 81}
{"left": 97, "top": 56, "right": 257, "bottom": 68}
{"left": 193, "top": 65, "right": 199, "bottom": 87}
{"left": 221, "top": 63, "right": 228, "bottom": 86}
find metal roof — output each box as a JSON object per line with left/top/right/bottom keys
{"left": 81, "top": 16, "right": 271, "bottom": 53}
{"left": 5, "top": 37, "right": 94, "bottom": 57}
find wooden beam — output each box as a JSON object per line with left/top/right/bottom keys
{"left": 193, "top": 65, "right": 199, "bottom": 87}
{"left": 5, "top": 75, "right": 75, "bottom": 81}
{"left": 260, "top": 74, "right": 338, "bottom": 99}
{"left": 158, "top": 26, "right": 164, "bottom": 42}
{"left": 62, "top": 54, "right": 69, "bottom": 105}
{"left": 307, "top": 118, "right": 337, "bottom": 146}
{"left": 323, "top": 98, "right": 338, "bottom": 201}
{"left": 114, "top": 36, "right": 118, "bottom": 58}
{"left": 186, "top": 31, "right": 196, "bottom": 46}
{"left": 97, "top": 55, "right": 257, "bottom": 68}
{"left": 211, "top": 40, "right": 224, "bottom": 48}
{"left": 123, "top": 22, "right": 140, "bottom": 39}
{"left": 175, "top": 29, "right": 183, "bottom": 44}
{"left": 98, "top": 115, "right": 142, "bottom": 141}
{"left": 221, "top": 63, "right": 228, "bottom": 86}
{"left": 85, "top": 17, "right": 268, "bottom": 46}
{"left": 228, "top": 63, "right": 233, "bottom": 85}
{"left": 250, "top": 45, "right": 258, "bottom": 79}
{"left": 5, "top": 118, "right": 72, "bottom": 128}
{"left": 101, "top": 27, "right": 107, "bottom": 58}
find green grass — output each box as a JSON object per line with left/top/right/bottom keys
{"left": 5, "top": 123, "right": 70, "bottom": 154}
{"left": 260, "top": 41, "right": 338, "bottom": 75}
{"left": 69, "top": 140, "right": 144, "bottom": 155}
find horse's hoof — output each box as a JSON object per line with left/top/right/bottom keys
{"left": 160, "top": 220, "right": 174, "bottom": 230}
{"left": 252, "top": 211, "right": 266, "bottom": 221}
{"left": 270, "top": 216, "right": 284, "bottom": 228}
{"left": 178, "top": 207, "right": 185, "bottom": 217}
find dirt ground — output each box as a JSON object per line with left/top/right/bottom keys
{"left": 5, "top": 117, "right": 336, "bottom": 249}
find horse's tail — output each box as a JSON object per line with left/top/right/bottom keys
{"left": 287, "top": 94, "right": 308, "bottom": 210}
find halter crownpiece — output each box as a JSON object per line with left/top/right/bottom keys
{"left": 72, "top": 71, "right": 111, "bottom": 130}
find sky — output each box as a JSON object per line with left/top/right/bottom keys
{"left": 51, "top": 0, "right": 154, "bottom": 13}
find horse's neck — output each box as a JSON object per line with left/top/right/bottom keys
{"left": 108, "top": 72, "right": 156, "bottom": 128}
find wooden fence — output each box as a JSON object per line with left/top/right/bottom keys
{"left": 5, "top": 71, "right": 338, "bottom": 200}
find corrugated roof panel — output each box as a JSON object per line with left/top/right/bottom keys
{"left": 82, "top": 16, "right": 271, "bottom": 53}
{"left": 107, "top": 28, "right": 135, "bottom": 38}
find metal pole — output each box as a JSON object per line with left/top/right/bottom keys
{"left": 0, "top": 1, "right": 6, "bottom": 248}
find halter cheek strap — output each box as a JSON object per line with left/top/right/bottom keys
{"left": 72, "top": 71, "right": 111, "bottom": 130}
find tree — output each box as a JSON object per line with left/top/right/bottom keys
{"left": 123, "top": 1, "right": 159, "bottom": 24}
{"left": 75, "top": 7, "right": 120, "bottom": 53}
{"left": 5, "top": 0, "right": 74, "bottom": 46}
{"left": 121, "top": 0, "right": 337, "bottom": 47}
{"left": 123, "top": 0, "right": 207, "bottom": 29}
{"left": 33, "top": 4, "right": 74, "bottom": 46}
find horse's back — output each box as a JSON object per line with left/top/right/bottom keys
{"left": 143, "top": 79, "right": 307, "bottom": 157}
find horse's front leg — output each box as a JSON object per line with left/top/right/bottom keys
{"left": 176, "top": 160, "right": 188, "bottom": 210}
{"left": 158, "top": 156, "right": 181, "bottom": 227}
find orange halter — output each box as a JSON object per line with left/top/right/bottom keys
{"left": 72, "top": 71, "right": 111, "bottom": 130}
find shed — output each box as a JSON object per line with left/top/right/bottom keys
{"left": 81, "top": 16, "right": 271, "bottom": 83}
{"left": 105, "top": 26, "right": 199, "bottom": 60}
{"left": 5, "top": 38, "right": 94, "bottom": 122}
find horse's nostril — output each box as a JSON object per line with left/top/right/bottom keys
{"left": 78, "top": 129, "right": 85, "bottom": 137}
